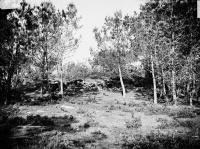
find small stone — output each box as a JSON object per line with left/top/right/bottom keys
{"left": 60, "top": 105, "right": 75, "bottom": 109}
{"left": 37, "top": 110, "right": 45, "bottom": 113}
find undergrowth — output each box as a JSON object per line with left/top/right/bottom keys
{"left": 123, "top": 131, "right": 200, "bottom": 149}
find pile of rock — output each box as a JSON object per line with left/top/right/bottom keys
{"left": 64, "top": 79, "right": 106, "bottom": 95}
{"left": 31, "top": 78, "right": 106, "bottom": 97}
{"left": 65, "top": 79, "right": 84, "bottom": 95}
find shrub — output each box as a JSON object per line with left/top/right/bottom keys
{"left": 86, "top": 95, "right": 98, "bottom": 103}
{"left": 156, "top": 118, "right": 180, "bottom": 129}
{"left": 7, "top": 116, "right": 28, "bottom": 127}
{"left": 91, "top": 130, "right": 107, "bottom": 140}
{"left": 179, "top": 120, "right": 194, "bottom": 128}
{"left": 171, "top": 108, "right": 196, "bottom": 118}
{"left": 126, "top": 116, "right": 142, "bottom": 129}
{"left": 123, "top": 132, "right": 200, "bottom": 149}
{"left": 27, "top": 115, "right": 55, "bottom": 126}
{"left": 77, "top": 107, "right": 86, "bottom": 114}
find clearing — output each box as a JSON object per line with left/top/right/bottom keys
{"left": 1, "top": 84, "right": 200, "bottom": 149}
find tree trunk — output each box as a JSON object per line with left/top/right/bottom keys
{"left": 172, "top": 68, "right": 177, "bottom": 106}
{"left": 41, "top": 50, "right": 45, "bottom": 98}
{"left": 171, "top": 0, "right": 177, "bottom": 106}
{"left": 45, "top": 32, "right": 49, "bottom": 94}
{"left": 151, "top": 55, "right": 157, "bottom": 104}
{"left": 46, "top": 51, "right": 50, "bottom": 94}
{"left": 161, "top": 66, "right": 166, "bottom": 97}
{"left": 60, "top": 62, "right": 64, "bottom": 98}
{"left": 190, "top": 55, "right": 196, "bottom": 106}
{"left": 187, "top": 72, "right": 193, "bottom": 107}
{"left": 189, "top": 94, "right": 193, "bottom": 107}
{"left": 189, "top": 67, "right": 195, "bottom": 107}
{"left": 5, "top": 63, "right": 15, "bottom": 105}
{"left": 41, "top": 77, "right": 44, "bottom": 98}
{"left": 171, "top": 32, "right": 177, "bottom": 106}
{"left": 192, "top": 74, "right": 196, "bottom": 105}
{"left": 188, "top": 83, "right": 194, "bottom": 107}
{"left": 5, "top": 74, "right": 12, "bottom": 105}
{"left": 118, "top": 64, "right": 126, "bottom": 98}
{"left": 186, "top": 82, "right": 191, "bottom": 105}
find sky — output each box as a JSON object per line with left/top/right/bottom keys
{"left": 0, "top": 0, "right": 146, "bottom": 63}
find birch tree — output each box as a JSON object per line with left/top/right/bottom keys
{"left": 136, "top": 5, "right": 161, "bottom": 104}
{"left": 94, "top": 11, "right": 133, "bottom": 98}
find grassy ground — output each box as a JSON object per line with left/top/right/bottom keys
{"left": 1, "top": 87, "right": 200, "bottom": 149}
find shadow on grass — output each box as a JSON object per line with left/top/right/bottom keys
{"left": 0, "top": 114, "right": 81, "bottom": 149}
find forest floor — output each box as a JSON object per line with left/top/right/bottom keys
{"left": 1, "top": 85, "right": 200, "bottom": 148}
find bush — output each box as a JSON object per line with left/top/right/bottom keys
{"left": 123, "top": 132, "right": 200, "bottom": 149}
{"left": 171, "top": 108, "right": 196, "bottom": 118}
{"left": 126, "top": 116, "right": 142, "bottom": 129}
{"left": 179, "top": 120, "right": 194, "bottom": 128}
{"left": 26, "top": 115, "right": 55, "bottom": 126}
{"left": 91, "top": 130, "right": 107, "bottom": 140}
{"left": 156, "top": 118, "right": 180, "bottom": 129}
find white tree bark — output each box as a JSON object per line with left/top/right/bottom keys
{"left": 151, "top": 55, "right": 157, "bottom": 104}
{"left": 59, "top": 61, "right": 64, "bottom": 98}
{"left": 118, "top": 64, "right": 126, "bottom": 98}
